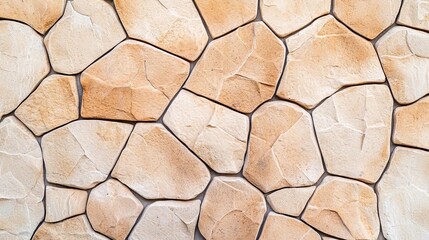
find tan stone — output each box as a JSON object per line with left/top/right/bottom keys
{"left": 260, "top": 0, "right": 330, "bottom": 37}
{"left": 129, "top": 200, "right": 200, "bottom": 240}
{"left": 185, "top": 22, "right": 285, "bottom": 113}
{"left": 398, "top": 0, "right": 429, "bottom": 32}
{"left": 0, "top": 21, "right": 50, "bottom": 118}
{"left": 163, "top": 90, "right": 249, "bottom": 173}
{"left": 302, "top": 176, "right": 380, "bottom": 240}
{"left": 267, "top": 186, "right": 316, "bottom": 217}
{"left": 112, "top": 123, "right": 210, "bottom": 199}
{"left": 377, "top": 147, "right": 429, "bottom": 239}
{"left": 81, "top": 40, "right": 189, "bottom": 121}
{"left": 0, "top": 117, "right": 44, "bottom": 240}
{"left": 45, "top": 186, "right": 88, "bottom": 223}
{"left": 199, "top": 177, "right": 266, "bottom": 240}
{"left": 87, "top": 179, "right": 143, "bottom": 240}
{"left": 313, "top": 85, "right": 393, "bottom": 183}
{"left": 15, "top": 75, "right": 79, "bottom": 136}
{"left": 277, "top": 15, "right": 385, "bottom": 109}
{"left": 44, "top": 0, "right": 126, "bottom": 74}
{"left": 243, "top": 101, "right": 324, "bottom": 192}
{"left": 42, "top": 120, "right": 133, "bottom": 189}
{"left": 114, "top": 0, "right": 208, "bottom": 61}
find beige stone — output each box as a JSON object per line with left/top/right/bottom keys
{"left": 15, "top": 75, "right": 79, "bottom": 136}
{"left": 87, "top": 179, "right": 143, "bottom": 240}
{"left": 377, "top": 147, "right": 429, "bottom": 239}
{"left": 42, "top": 120, "right": 133, "bottom": 189}
{"left": 185, "top": 22, "right": 285, "bottom": 113}
{"left": 129, "top": 200, "right": 200, "bottom": 240}
{"left": 112, "top": 123, "right": 210, "bottom": 200}
{"left": 45, "top": 186, "right": 88, "bottom": 223}
{"left": 0, "top": 21, "right": 50, "bottom": 118}
{"left": 302, "top": 176, "right": 380, "bottom": 240}
{"left": 114, "top": 0, "right": 208, "bottom": 61}
{"left": 199, "top": 177, "right": 266, "bottom": 240}
{"left": 267, "top": 186, "right": 316, "bottom": 217}
{"left": 260, "top": 0, "right": 330, "bottom": 37}
{"left": 277, "top": 15, "right": 385, "bottom": 109}
{"left": 398, "top": 0, "right": 429, "bottom": 32}
{"left": 0, "top": 117, "right": 44, "bottom": 240}
{"left": 163, "top": 90, "right": 249, "bottom": 173}
{"left": 243, "top": 101, "right": 324, "bottom": 192}
{"left": 44, "top": 0, "right": 126, "bottom": 74}
{"left": 81, "top": 40, "right": 189, "bottom": 121}
{"left": 313, "top": 85, "right": 393, "bottom": 183}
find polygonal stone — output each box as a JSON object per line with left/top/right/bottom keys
{"left": 398, "top": 0, "right": 429, "bottom": 32}
{"left": 45, "top": 186, "right": 88, "bottom": 223}
{"left": 267, "top": 186, "right": 316, "bottom": 217}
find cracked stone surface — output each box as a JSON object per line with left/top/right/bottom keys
{"left": 267, "top": 186, "right": 316, "bottom": 217}
{"left": 45, "top": 186, "right": 88, "bottom": 223}
{"left": 398, "top": 0, "right": 429, "bottom": 32}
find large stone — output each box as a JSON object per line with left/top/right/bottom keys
{"left": 0, "top": 117, "right": 44, "bottom": 240}
{"left": 45, "top": 186, "right": 88, "bottom": 223}
{"left": 42, "top": 120, "right": 133, "bottom": 189}
{"left": 15, "top": 74, "right": 79, "bottom": 136}
{"left": 81, "top": 40, "right": 189, "bottom": 121}
{"left": 114, "top": 0, "right": 208, "bottom": 61}
{"left": 44, "top": 0, "right": 126, "bottom": 74}
{"left": 112, "top": 123, "right": 210, "bottom": 200}
{"left": 163, "top": 90, "right": 249, "bottom": 173}
{"left": 0, "top": 21, "right": 50, "bottom": 118}
{"left": 185, "top": 22, "right": 285, "bottom": 113}
{"left": 276, "top": 15, "right": 385, "bottom": 109}
{"left": 267, "top": 186, "right": 316, "bottom": 217}
{"left": 302, "top": 176, "right": 380, "bottom": 240}
{"left": 199, "top": 177, "right": 266, "bottom": 240}
{"left": 313, "top": 85, "right": 393, "bottom": 183}
{"left": 243, "top": 101, "right": 324, "bottom": 192}
{"left": 398, "top": 0, "right": 429, "bottom": 32}
{"left": 377, "top": 147, "right": 429, "bottom": 239}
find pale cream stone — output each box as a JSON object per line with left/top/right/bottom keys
{"left": 313, "top": 85, "right": 393, "bottom": 183}
{"left": 267, "top": 186, "right": 316, "bottom": 217}
{"left": 112, "top": 123, "right": 210, "bottom": 200}
{"left": 44, "top": 0, "right": 126, "bottom": 74}
{"left": 42, "top": 120, "right": 133, "bottom": 189}
{"left": 243, "top": 101, "right": 324, "bottom": 192}
{"left": 45, "top": 186, "right": 88, "bottom": 223}
{"left": 81, "top": 40, "right": 189, "bottom": 121}
{"left": 114, "top": 0, "right": 208, "bottom": 61}
{"left": 0, "top": 21, "right": 50, "bottom": 118}
{"left": 15, "top": 74, "right": 79, "bottom": 136}
{"left": 185, "top": 22, "right": 285, "bottom": 113}
{"left": 0, "top": 117, "right": 44, "bottom": 240}
{"left": 163, "top": 90, "right": 249, "bottom": 174}
{"left": 277, "top": 15, "right": 385, "bottom": 109}
{"left": 199, "top": 177, "right": 266, "bottom": 240}
{"left": 398, "top": 0, "right": 429, "bottom": 32}
{"left": 302, "top": 176, "right": 380, "bottom": 240}
{"left": 377, "top": 147, "right": 429, "bottom": 239}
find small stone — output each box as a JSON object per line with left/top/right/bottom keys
{"left": 87, "top": 179, "right": 143, "bottom": 240}
{"left": 45, "top": 186, "right": 88, "bottom": 223}
{"left": 377, "top": 147, "right": 429, "bottom": 239}
{"left": 15, "top": 74, "right": 79, "bottom": 136}
{"left": 163, "top": 90, "right": 249, "bottom": 174}
{"left": 302, "top": 176, "right": 380, "bottom": 240}
{"left": 267, "top": 186, "right": 316, "bottom": 217}
{"left": 112, "top": 123, "right": 210, "bottom": 200}
{"left": 398, "top": 0, "right": 429, "bottom": 32}
{"left": 114, "top": 0, "right": 208, "bottom": 61}
{"left": 276, "top": 15, "right": 385, "bottom": 109}
{"left": 243, "top": 101, "right": 324, "bottom": 192}
{"left": 81, "top": 40, "right": 189, "bottom": 121}
{"left": 199, "top": 177, "right": 266, "bottom": 240}
{"left": 185, "top": 22, "right": 285, "bottom": 113}
{"left": 313, "top": 85, "right": 393, "bottom": 183}
{"left": 42, "top": 120, "right": 133, "bottom": 189}
{"left": 44, "top": 0, "right": 126, "bottom": 74}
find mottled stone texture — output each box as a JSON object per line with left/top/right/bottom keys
{"left": 45, "top": 186, "right": 87, "bottom": 223}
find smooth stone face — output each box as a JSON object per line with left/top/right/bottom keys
{"left": 112, "top": 123, "right": 210, "bottom": 200}
{"left": 243, "top": 101, "right": 324, "bottom": 192}
{"left": 15, "top": 74, "right": 79, "bottom": 136}
{"left": 45, "top": 186, "right": 88, "bottom": 223}
{"left": 44, "top": 0, "right": 126, "bottom": 74}
{"left": 42, "top": 120, "right": 133, "bottom": 189}
{"left": 0, "top": 21, "right": 50, "bottom": 118}
{"left": 398, "top": 0, "right": 429, "bottom": 32}
{"left": 377, "top": 147, "right": 429, "bottom": 239}
{"left": 185, "top": 22, "right": 285, "bottom": 113}
{"left": 276, "top": 15, "right": 385, "bottom": 109}
{"left": 163, "top": 90, "right": 249, "bottom": 174}
{"left": 302, "top": 176, "right": 380, "bottom": 240}
{"left": 0, "top": 117, "right": 44, "bottom": 240}
{"left": 267, "top": 186, "right": 316, "bottom": 217}
{"left": 199, "top": 177, "right": 266, "bottom": 240}
{"left": 114, "top": 0, "right": 208, "bottom": 61}
{"left": 313, "top": 85, "right": 393, "bottom": 183}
